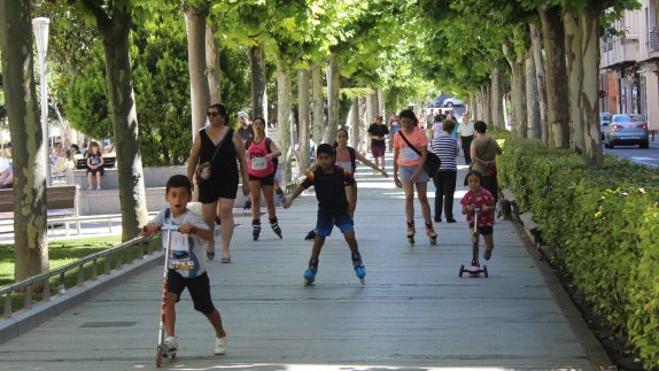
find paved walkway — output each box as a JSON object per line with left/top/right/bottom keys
{"left": 0, "top": 154, "right": 602, "bottom": 370}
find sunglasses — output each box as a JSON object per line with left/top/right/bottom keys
{"left": 207, "top": 111, "right": 219, "bottom": 117}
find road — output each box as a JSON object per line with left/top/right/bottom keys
{"left": 603, "top": 138, "right": 659, "bottom": 168}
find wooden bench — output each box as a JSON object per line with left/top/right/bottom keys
{"left": 0, "top": 185, "right": 81, "bottom": 234}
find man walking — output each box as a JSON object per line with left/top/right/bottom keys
{"left": 368, "top": 115, "right": 389, "bottom": 174}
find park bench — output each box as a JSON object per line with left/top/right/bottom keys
{"left": 0, "top": 185, "right": 81, "bottom": 234}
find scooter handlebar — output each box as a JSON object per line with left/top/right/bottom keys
{"left": 142, "top": 224, "right": 198, "bottom": 234}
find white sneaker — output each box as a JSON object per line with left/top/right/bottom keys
{"left": 164, "top": 336, "right": 178, "bottom": 351}
{"left": 214, "top": 336, "right": 227, "bottom": 355}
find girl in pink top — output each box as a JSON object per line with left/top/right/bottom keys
{"left": 393, "top": 109, "right": 438, "bottom": 246}
{"left": 246, "top": 117, "right": 283, "bottom": 241}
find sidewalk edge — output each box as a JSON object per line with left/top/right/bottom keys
{"left": 0, "top": 252, "right": 164, "bottom": 345}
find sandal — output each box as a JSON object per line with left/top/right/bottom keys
{"left": 221, "top": 256, "right": 232, "bottom": 264}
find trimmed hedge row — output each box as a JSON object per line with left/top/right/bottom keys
{"left": 497, "top": 138, "right": 659, "bottom": 369}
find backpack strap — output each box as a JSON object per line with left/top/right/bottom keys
{"left": 164, "top": 207, "right": 171, "bottom": 222}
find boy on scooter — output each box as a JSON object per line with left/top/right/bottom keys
{"left": 143, "top": 175, "right": 228, "bottom": 355}
{"left": 460, "top": 170, "right": 496, "bottom": 270}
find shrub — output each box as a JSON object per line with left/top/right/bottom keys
{"left": 498, "top": 138, "right": 659, "bottom": 369}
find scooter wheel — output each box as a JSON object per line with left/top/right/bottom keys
{"left": 155, "top": 348, "right": 163, "bottom": 368}
{"left": 483, "top": 265, "right": 488, "bottom": 278}
{"left": 459, "top": 265, "right": 464, "bottom": 278}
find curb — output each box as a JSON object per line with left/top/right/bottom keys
{"left": 0, "top": 251, "right": 164, "bottom": 344}
{"left": 503, "top": 192, "right": 616, "bottom": 371}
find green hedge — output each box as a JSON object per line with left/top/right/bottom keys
{"left": 497, "top": 138, "right": 659, "bottom": 369}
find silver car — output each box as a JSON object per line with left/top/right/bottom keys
{"left": 604, "top": 114, "right": 650, "bottom": 149}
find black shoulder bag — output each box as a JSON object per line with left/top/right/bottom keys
{"left": 399, "top": 131, "right": 441, "bottom": 178}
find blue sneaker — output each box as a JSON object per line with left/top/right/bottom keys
{"left": 303, "top": 266, "right": 317, "bottom": 285}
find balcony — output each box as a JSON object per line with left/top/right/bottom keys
{"left": 650, "top": 27, "right": 659, "bottom": 52}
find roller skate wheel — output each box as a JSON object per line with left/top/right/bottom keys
{"left": 483, "top": 265, "right": 489, "bottom": 278}
{"left": 459, "top": 265, "right": 464, "bottom": 278}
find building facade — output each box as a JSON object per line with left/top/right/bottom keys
{"left": 600, "top": 0, "right": 659, "bottom": 131}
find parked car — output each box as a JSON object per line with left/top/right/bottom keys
{"left": 599, "top": 112, "right": 611, "bottom": 140}
{"left": 604, "top": 114, "right": 649, "bottom": 149}
{"left": 442, "top": 97, "right": 464, "bottom": 107}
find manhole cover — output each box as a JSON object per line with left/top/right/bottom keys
{"left": 80, "top": 321, "right": 137, "bottom": 328}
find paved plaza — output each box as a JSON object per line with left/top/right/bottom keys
{"left": 0, "top": 157, "right": 607, "bottom": 370}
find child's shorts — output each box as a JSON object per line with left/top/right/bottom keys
{"left": 167, "top": 270, "right": 215, "bottom": 314}
{"left": 468, "top": 224, "right": 493, "bottom": 236}
{"left": 316, "top": 212, "right": 354, "bottom": 237}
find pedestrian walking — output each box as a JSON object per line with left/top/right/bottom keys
{"left": 431, "top": 119, "right": 459, "bottom": 223}
{"left": 457, "top": 113, "right": 475, "bottom": 164}
{"left": 284, "top": 144, "right": 367, "bottom": 285}
{"left": 245, "top": 117, "right": 283, "bottom": 241}
{"left": 393, "top": 109, "right": 438, "bottom": 246}
{"left": 388, "top": 113, "right": 400, "bottom": 152}
{"left": 143, "top": 175, "right": 228, "bottom": 356}
{"left": 460, "top": 170, "right": 496, "bottom": 269}
{"left": 187, "top": 103, "right": 250, "bottom": 264}
{"left": 470, "top": 121, "right": 502, "bottom": 204}
{"left": 367, "top": 115, "right": 389, "bottom": 175}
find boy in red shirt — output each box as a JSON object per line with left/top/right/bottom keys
{"left": 460, "top": 171, "right": 496, "bottom": 269}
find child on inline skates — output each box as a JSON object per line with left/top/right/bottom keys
{"left": 284, "top": 143, "right": 366, "bottom": 285}
{"left": 143, "top": 175, "right": 228, "bottom": 355}
{"left": 460, "top": 170, "right": 496, "bottom": 270}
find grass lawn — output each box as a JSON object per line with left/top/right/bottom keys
{"left": 0, "top": 236, "right": 122, "bottom": 286}
{"left": 0, "top": 235, "right": 160, "bottom": 318}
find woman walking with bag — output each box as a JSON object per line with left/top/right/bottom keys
{"left": 431, "top": 119, "right": 459, "bottom": 223}
{"left": 393, "top": 109, "right": 438, "bottom": 246}
{"left": 188, "top": 103, "right": 250, "bottom": 263}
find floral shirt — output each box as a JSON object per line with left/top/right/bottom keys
{"left": 460, "top": 188, "right": 496, "bottom": 226}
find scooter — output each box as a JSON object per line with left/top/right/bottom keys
{"left": 154, "top": 223, "right": 180, "bottom": 368}
{"left": 459, "top": 207, "right": 488, "bottom": 278}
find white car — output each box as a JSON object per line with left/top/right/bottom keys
{"left": 442, "top": 97, "right": 464, "bottom": 107}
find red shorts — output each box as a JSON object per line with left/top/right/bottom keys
{"left": 370, "top": 145, "right": 385, "bottom": 158}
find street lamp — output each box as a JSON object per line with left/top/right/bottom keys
{"left": 32, "top": 17, "right": 51, "bottom": 185}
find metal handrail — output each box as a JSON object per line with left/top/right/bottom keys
{"left": 1, "top": 234, "right": 157, "bottom": 319}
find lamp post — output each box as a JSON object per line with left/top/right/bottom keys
{"left": 32, "top": 17, "right": 51, "bottom": 185}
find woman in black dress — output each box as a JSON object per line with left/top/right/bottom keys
{"left": 188, "top": 103, "right": 250, "bottom": 263}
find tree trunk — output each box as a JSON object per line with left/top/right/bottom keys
{"left": 249, "top": 43, "right": 266, "bottom": 118}
{"left": 205, "top": 24, "right": 222, "bottom": 104}
{"left": 311, "top": 64, "right": 324, "bottom": 143}
{"left": 564, "top": 13, "right": 584, "bottom": 152}
{"left": 481, "top": 85, "right": 491, "bottom": 125}
{"left": 365, "top": 92, "right": 376, "bottom": 127}
{"left": 349, "top": 98, "right": 359, "bottom": 148}
{"left": 539, "top": 5, "right": 570, "bottom": 148}
{"left": 325, "top": 55, "right": 341, "bottom": 143}
{"left": 525, "top": 50, "right": 541, "bottom": 139}
{"left": 530, "top": 23, "right": 549, "bottom": 144}
{"left": 98, "top": 5, "right": 149, "bottom": 241}
{"left": 0, "top": 0, "right": 49, "bottom": 280}
{"left": 184, "top": 6, "right": 211, "bottom": 137}
{"left": 565, "top": 10, "right": 603, "bottom": 167}
{"left": 358, "top": 97, "right": 368, "bottom": 152}
{"left": 377, "top": 88, "right": 385, "bottom": 117}
{"left": 276, "top": 62, "right": 292, "bottom": 184}
{"left": 491, "top": 68, "right": 505, "bottom": 130}
{"left": 297, "top": 69, "right": 310, "bottom": 174}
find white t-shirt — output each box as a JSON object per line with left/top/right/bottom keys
{"left": 151, "top": 208, "right": 209, "bottom": 278}
{"left": 458, "top": 121, "right": 475, "bottom": 137}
